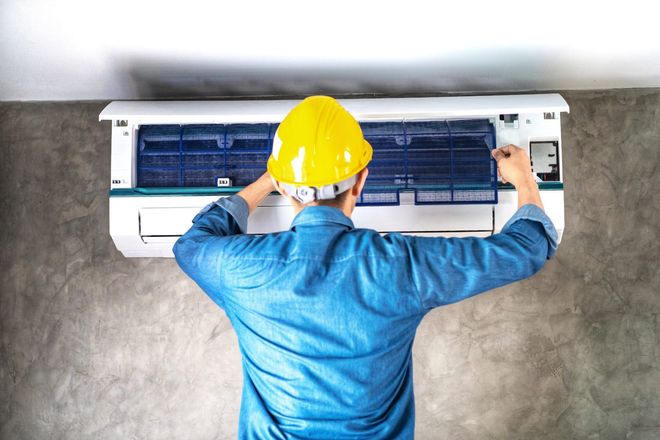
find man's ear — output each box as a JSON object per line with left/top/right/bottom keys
{"left": 351, "top": 168, "right": 369, "bottom": 197}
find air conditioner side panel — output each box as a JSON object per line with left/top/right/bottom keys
{"left": 109, "top": 197, "right": 144, "bottom": 258}
{"left": 494, "top": 190, "right": 565, "bottom": 242}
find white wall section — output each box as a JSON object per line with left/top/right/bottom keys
{"left": 2, "top": 0, "right": 659, "bottom": 101}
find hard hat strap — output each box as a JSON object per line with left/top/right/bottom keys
{"left": 280, "top": 175, "right": 358, "bottom": 204}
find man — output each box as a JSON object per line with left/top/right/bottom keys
{"left": 174, "top": 96, "right": 557, "bottom": 439}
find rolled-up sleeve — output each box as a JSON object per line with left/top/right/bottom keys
{"left": 173, "top": 194, "right": 249, "bottom": 308}
{"left": 403, "top": 203, "right": 558, "bottom": 311}
{"left": 501, "top": 203, "right": 558, "bottom": 258}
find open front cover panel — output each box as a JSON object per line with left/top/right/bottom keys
{"left": 136, "top": 119, "right": 498, "bottom": 206}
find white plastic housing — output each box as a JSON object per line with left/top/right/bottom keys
{"left": 101, "top": 94, "right": 569, "bottom": 258}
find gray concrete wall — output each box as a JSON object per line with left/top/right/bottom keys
{"left": 1, "top": 89, "right": 659, "bottom": 439}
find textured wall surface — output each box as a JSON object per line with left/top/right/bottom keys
{"left": 1, "top": 89, "right": 659, "bottom": 439}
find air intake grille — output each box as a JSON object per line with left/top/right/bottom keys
{"left": 136, "top": 119, "right": 497, "bottom": 205}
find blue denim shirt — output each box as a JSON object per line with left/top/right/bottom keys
{"left": 174, "top": 195, "right": 557, "bottom": 439}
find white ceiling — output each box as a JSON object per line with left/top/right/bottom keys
{"left": 2, "top": 0, "right": 660, "bottom": 101}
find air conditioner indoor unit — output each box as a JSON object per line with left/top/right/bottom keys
{"left": 100, "top": 94, "right": 569, "bottom": 258}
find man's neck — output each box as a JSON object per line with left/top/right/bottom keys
{"left": 292, "top": 201, "right": 354, "bottom": 218}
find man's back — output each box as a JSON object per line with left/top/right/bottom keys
{"left": 175, "top": 197, "right": 557, "bottom": 439}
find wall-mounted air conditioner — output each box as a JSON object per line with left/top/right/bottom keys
{"left": 100, "top": 94, "right": 568, "bottom": 257}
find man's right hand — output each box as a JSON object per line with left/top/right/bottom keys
{"left": 491, "top": 144, "right": 535, "bottom": 187}
{"left": 491, "top": 144, "right": 544, "bottom": 210}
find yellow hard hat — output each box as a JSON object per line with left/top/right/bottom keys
{"left": 267, "top": 96, "right": 373, "bottom": 189}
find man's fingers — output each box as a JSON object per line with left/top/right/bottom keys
{"left": 492, "top": 144, "right": 522, "bottom": 162}
{"left": 503, "top": 144, "right": 523, "bottom": 155}
{"left": 500, "top": 144, "right": 517, "bottom": 155}
{"left": 496, "top": 166, "right": 507, "bottom": 183}
{"left": 491, "top": 148, "right": 507, "bottom": 162}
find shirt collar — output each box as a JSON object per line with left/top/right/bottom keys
{"left": 290, "top": 206, "right": 355, "bottom": 230}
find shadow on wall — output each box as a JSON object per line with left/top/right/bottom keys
{"left": 111, "top": 49, "right": 561, "bottom": 99}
